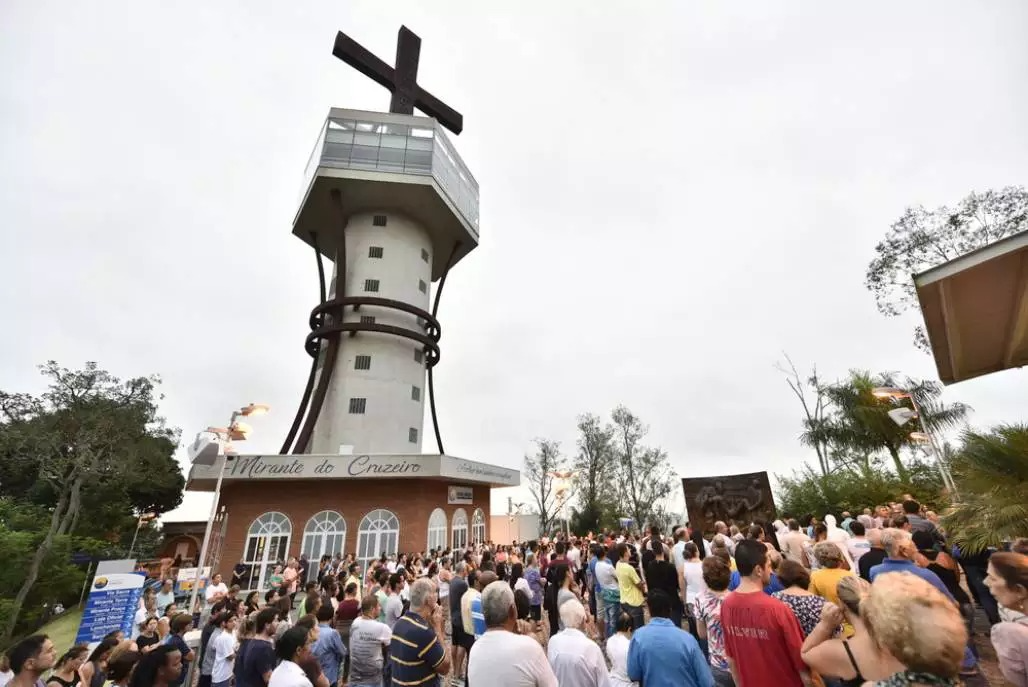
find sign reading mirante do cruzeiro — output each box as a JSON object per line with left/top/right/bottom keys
{"left": 186, "top": 454, "right": 520, "bottom": 491}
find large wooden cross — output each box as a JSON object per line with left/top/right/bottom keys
{"left": 332, "top": 26, "right": 463, "bottom": 135}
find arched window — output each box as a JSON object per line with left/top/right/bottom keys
{"left": 301, "top": 511, "right": 346, "bottom": 583}
{"left": 427, "top": 508, "right": 448, "bottom": 552}
{"left": 356, "top": 509, "right": 399, "bottom": 572}
{"left": 243, "top": 512, "right": 291, "bottom": 591}
{"left": 472, "top": 508, "right": 486, "bottom": 545}
{"left": 451, "top": 508, "right": 469, "bottom": 550}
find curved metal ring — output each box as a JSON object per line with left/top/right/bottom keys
{"left": 308, "top": 296, "right": 441, "bottom": 340}
{"left": 280, "top": 231, "right": 329, "bottom": 455}
{"left": 305, "top": 320, "right": 441, "bottom": 366}
{"left": 426, "top": 241, "right": 462, "bottom": 455}
{"left": 305, "top": 296, "right": 442, "bottom": 367}
{"left": 293, "top": 190, "right": 347, "bottom": 454}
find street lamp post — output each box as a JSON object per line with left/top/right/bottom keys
{"left": 508, "top": 501, "right": 525, "bottom": 544}
{"left": 128, "top": 512, "right": 156, "bottom": 559}
{"left": 187, "top": 403, "right": 269, "bottom": 616}
{"left": 872, "top": 387, "right": 958, "bottom": 498}
{"left": 548, "top": 470, "right": 578, "bottom": 538}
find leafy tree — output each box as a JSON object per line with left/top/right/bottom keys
{"left": 866, "top": 186, "right": 1028, "bottom": 351}
{"left": 775, "top": 458, "right": 946, "bottom": 520}
{"left": 0, "top": 362, "right": 182, "bottom": 641}
{"left": 1, "top": 421, "right": 182, "bottom": 542}
{"left": 647, "top": 504, "right": 681, "bottom": 535}
{"left": 944, "top": 424, "right": 1028, "bottom": 554}
{"left": 570, "top": 413, "right": 616, "bottom": 532}
{"left": 803, "top": 370, "right": 969, "bottom": 482}
{"left": 0, "top": 499, "right": 90, "bottom": 636}
{"left": 523, "top": 439, "right": 564, "bottom": 535}
{"left": 610, "top": 406, "right": 675, "bottom": 530}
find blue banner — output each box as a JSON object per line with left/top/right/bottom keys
{"left": 75, "top": 572, "right": 146, "bottom": 646}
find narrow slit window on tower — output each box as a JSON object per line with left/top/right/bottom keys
{"left": 408, "top": 427, "right": 418, "bottom": 443}
{"left": 421, "top": 248, "right": 429, "bottom": 263}
{"left": 418, "top": 279, "right": 427, "bottom": 294}
{"left": 373, "top": 215, "right": 387, "bottom": 226}
{"left": 414, "top": 349, "right": 424, "bottom": 364}
{"left": 368, "top": 246, "right": 384, "bottom": 258}
{"left": 360, "top": 315, "right": 376, "bottom": 324}
{"left": 364, "top": 279, "right": 380, "bottom": 292}
{"left": 411, "top": 386, "right": 421, "bottom": 401}
{"left": 349, "top": 398, "right": 367, "bottom": 414}
{"left": 354, "top": 355, "right": 371, "bottom": 370}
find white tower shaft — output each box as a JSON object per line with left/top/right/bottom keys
{"left": 283, "top": 109, "right": 479, "bottom": 458}
{"left": 309, "top": 211, "right": 432, "bottom": 455}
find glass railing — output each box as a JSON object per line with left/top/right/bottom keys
{"left": 299, "top": 110, "right": 479, "bottom": 235}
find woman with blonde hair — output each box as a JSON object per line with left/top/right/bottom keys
{"left": 102, "top": 650, "right": 140, "bottom": 687}
{"left": 106, "top": 641, "right": 139, "bottom": 669}
{"left": 710, "top": 535, "right": 736, "bottom": 571}
{"left": 809, "top": 542, "right": 855, "bottom": 632}
{"left": 861, "top": 572, "right": 968, "bottom": 686}
{"left": 801, "top": 575, "right": 901, "bottom": 686}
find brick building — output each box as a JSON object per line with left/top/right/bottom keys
{"left": 187, "top": 453, "right": 518, "bottom": 589}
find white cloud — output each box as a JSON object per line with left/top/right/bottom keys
{"left": 2, "top": 0, "right": 1026, "bottom": 522}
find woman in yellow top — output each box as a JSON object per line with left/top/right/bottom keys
{"left": 808, "top": 542, "right": 855, "bottom": 636}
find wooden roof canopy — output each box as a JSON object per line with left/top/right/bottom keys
{"left": 915, "top": 230, "right": 1028, "bottom": 384}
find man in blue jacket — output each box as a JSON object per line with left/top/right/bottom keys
{"left": 627, "top": 590, "right": 713, "bottom": 687}
{"left": 869, "top": 529, "right": 952, "bottom": 596}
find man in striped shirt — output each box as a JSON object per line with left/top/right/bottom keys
{"left": 469, "top": 572, "right": 497, "bottom": 640}
{"left": 389, "top": 577, "right": 451, "bottom": 687}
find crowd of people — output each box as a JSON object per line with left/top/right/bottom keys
{"left": 2, "top": 495, "right": 1027, "bottom": 687}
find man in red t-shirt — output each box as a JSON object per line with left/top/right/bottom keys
{"left": 720, "top": 539, "right": 812, "bottom": 687}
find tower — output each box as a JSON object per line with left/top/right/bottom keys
{"left": 185, "top": 26, "right": 517, "bottom": 580}
{"left": 280, "top": 27, "right": 479, "bottom": 457}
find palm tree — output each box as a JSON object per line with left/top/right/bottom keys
{"left": 944, "top": 424, "right": 1028, "bottom": 554}
{"left": 811, "top": 371, "right": 970, "bottom": 482}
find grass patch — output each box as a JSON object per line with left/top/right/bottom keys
{"left": 36, "top": 608, "right": 83, "bottom": 655}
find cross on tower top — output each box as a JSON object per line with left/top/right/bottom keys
{"left": 332, "top": 26, "right": 464, "bottom": 135}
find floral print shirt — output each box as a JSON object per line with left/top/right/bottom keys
{"left": 771, "top": 591, "right": 827, "bottom": 638}
{"left": 695, "top": 589, "right": 729, "bottom": 671}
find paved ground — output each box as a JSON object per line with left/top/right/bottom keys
{"left": 969, "top": 605, "right": 1007, "bottom": 686}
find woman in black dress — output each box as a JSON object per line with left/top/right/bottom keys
{"left": 136, "top": 616, "right": 162, "bottom": 653}
{"left": 644, "top": 538, "right": 683, "bottom": 627}
{"left": 243, "top": 590, "right": 261, "bottom": 616}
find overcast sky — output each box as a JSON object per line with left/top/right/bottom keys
{"left": 3, "top": 1, "right": 1026, "bottom": 522}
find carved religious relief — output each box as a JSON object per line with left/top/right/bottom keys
{"left": 682, "top": 471, "right": 777, "bottom": 536}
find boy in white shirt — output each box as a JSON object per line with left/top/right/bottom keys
{"left": 211, "top": 613, "right": 237, "bottom": 687}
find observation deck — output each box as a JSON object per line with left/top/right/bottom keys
{"left": 293, "top": 108, "right": 480, "bottom": 281}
